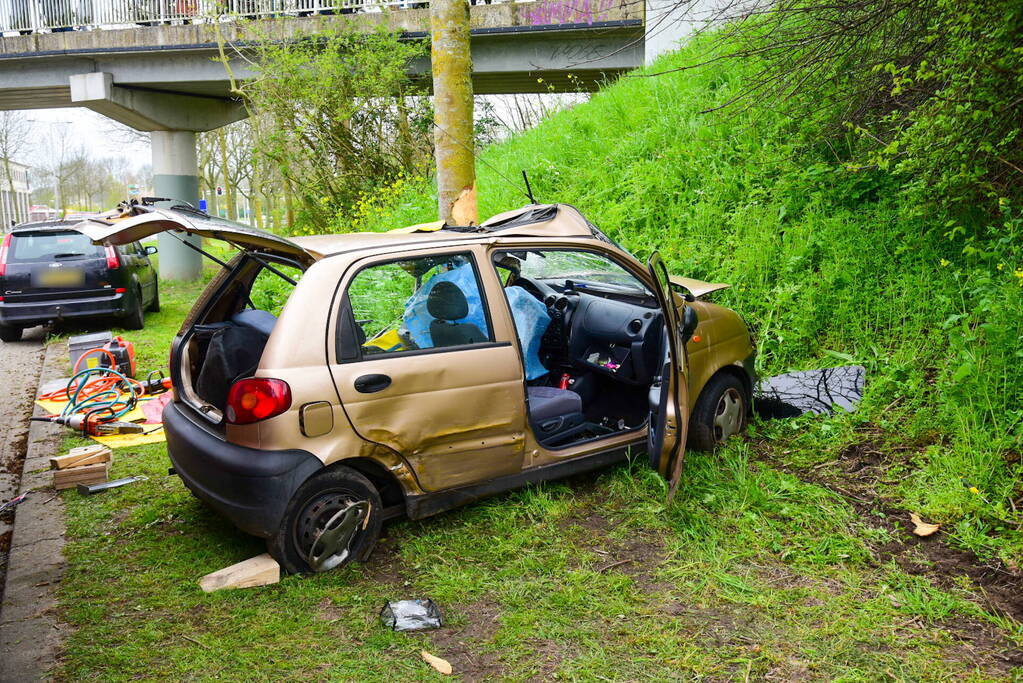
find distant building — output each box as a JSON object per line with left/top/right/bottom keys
{"left": 0, "top": 159, "right": 30, "bottom": 228}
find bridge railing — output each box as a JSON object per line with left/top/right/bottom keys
{"left": 0, "top": 0, "right": 506, "bottom": 33}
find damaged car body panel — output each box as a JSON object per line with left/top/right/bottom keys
{"left": 80, "top": 202, "right": 756, "bottom": 574}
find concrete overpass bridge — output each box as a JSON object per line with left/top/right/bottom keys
{"left": 0, "top": 0, "right": 692, "bottom": 276}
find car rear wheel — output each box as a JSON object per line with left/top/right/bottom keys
{"left": 266, "top": 466, "right": 382, "bottom": 575}
{"left": 0, "top": 325, "right": 22, "bottom": 342}
{"left": 147, "top": 284, "right": 160, "bottom": 313}
{"left": 687, "top": 372, "right": 748, "bottom": 452}
{"left": 124, "top": 286, "right": 145, "bottom": 330}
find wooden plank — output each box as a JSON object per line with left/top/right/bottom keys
{"left": 53, "top": 462, "right": 109, "bottom": 490}
{"left": 49, "top": 446, "right": 112, "bottom": 470}
{"left": 199, "top": 553, "right": 280, "bottom": 592}
{"left": 53, "top": 467, "right": 109, "bottom": 488}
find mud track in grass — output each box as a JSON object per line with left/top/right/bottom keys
{"left": 754, "top": 433, "right": 1023, "bottom": 634}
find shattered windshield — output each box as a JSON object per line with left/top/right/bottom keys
{"left": 514, "top": 250, "right": 652, "bottom": 295}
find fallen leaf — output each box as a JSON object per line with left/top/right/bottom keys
{"left": 421, "top": 650, "right": 452, "bottom": 675}
{"left": 910, "top": 513, "right": 940, "bottom": 537}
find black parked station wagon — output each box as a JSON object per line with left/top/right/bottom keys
{"left": 0, "top": 222, "right": 160, "bottom": 341}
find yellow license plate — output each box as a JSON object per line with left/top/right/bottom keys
{"left": 36, "top": 268, "right": 85, "bottom": 287}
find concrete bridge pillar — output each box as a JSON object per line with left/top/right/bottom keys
{"left": 68, "top": 71, "right": 246, "bottom": 280}
{"left": 151, "top": 130, "right": 202, "bottom": 281}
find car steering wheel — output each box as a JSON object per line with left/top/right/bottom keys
{"left": 512, "top": 275, "right": 559, "bottom": 306}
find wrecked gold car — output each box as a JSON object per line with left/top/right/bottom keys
{"left": 79, "top": 203, "right": 755, "bottom": 574}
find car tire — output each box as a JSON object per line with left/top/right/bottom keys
{"left": 687, "top": 372, "right": 748, "bottom": 452}
{"left": 266, "top": 466, "right": 383, "bottom": 575}
{"left": 147, "top": 284, "right": 160, "bottom": 313}
{"left": 124, "top": 286, "right": 145, "bottom": 330}
{"left": 0, "top": 325, "right": 22, "bottom": 342}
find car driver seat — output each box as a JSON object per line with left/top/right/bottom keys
{"left": 427, "top": 281, "right": 488, "bottom": 347}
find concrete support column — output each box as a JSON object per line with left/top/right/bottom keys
{"left": 151, "top": 130, "right": 202, "bottom": 281}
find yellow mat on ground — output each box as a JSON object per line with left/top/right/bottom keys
{"left": 34, "top": 395, "right": 168, "bottom": 449}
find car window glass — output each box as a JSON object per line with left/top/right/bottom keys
{"left": 346, "top": 253, "right": 492, "bottom": 357}
{"left": 8, "top": 231, "right": 104, "bottom": 262}
{"left": 505, "top": 249, "right": 651, "bottom": 295}
{"left": 250, "top": 262, "right": 303, "bottom": 317}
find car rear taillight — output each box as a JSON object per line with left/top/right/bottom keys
{"left": 225, "top": 378, "right": 292, "bottom": 425}
{"left": 105, "top": 245, "right": 120, "bottom": 270}
{"left": 0, "top": 233, "right": 11, "bottom": 278}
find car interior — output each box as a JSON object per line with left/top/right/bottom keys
{"left": 491, "top": 249, "right": 666, "bottom": 448}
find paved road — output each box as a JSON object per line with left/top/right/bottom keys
{"left": 0, "top": 328, "right": 47, "bottom": 605}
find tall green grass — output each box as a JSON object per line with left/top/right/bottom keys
{"left": 345, "top": 37, "right": 1023, "bottom": 561}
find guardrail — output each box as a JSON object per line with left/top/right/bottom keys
{"left": 0, "top": 0, "right": 501, "bottom": 33}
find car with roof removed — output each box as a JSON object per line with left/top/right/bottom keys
{"left": 77, "top": 201, "right": 755, "bottom": 574}
{"left": 0, "top": 221, "right": 159, "bottom": 341}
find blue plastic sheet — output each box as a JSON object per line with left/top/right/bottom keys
{"left": 505, "top": 286, "right": 551, "bottom": 380}
{"left": 404, "top": 263, "right": 489, "bottom": 348}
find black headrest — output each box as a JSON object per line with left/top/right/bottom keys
{"left": 427, "top": 281, "right": 469, "bottom": 321}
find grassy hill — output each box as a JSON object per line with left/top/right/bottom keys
{"left": 50, "top": 29, "right": 1023, "bottom": 682}
{"left": 349, "top": 39, "right": 1023, "bottom": 564}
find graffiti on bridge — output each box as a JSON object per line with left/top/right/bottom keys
{"left": 519, "top": 0, "right": 617, "bottom": 26}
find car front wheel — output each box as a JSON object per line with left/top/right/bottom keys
{"left": 687, "top": 372, "right": 748, "bottom": 451}
{"left": 267, "top": 466, "right": 383, "bottom": 575}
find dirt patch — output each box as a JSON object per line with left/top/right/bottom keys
{"left": 427, "top": 599, "right": 504, "bottom": 681}
{"left": 316, "top": 598, "right": 346, "bottom": 622}
{"left": 358, "top": 533, "right": 404, "bottom": 588}
{"left": 938, "top": 614, "right": 1023, "bottom": 671}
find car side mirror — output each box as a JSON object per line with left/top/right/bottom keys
{"left": 681, "top": 306, "right": 698, "bottom": 344}
{"left": 144, "top": 245, "right": 158, "bottom": 255}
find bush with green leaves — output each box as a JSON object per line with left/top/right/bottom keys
{"left": 235, "top": 23, "right": 433, "bottom": 233}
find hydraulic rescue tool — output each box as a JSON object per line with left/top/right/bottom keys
{"left": 34, "top": 342, "right": 168, "bottom": 437}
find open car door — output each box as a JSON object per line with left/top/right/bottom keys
{"left": 73, "top": 207, "right": 315, "bottom": 266}
{"left": 647, "top": 252, "right": 690, "bottom": 503}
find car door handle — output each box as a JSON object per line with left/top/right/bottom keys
{"left": 354, "top": 374, "right": 391, "bottom": 393}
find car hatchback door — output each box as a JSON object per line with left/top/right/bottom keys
{"left": 328, "top": 247, "right": 528, "bottom": 492}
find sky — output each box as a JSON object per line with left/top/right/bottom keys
{"left": 25, "top": 107, "right": 150, "bottom": 169}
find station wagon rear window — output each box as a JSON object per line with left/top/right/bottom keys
{"left": 9, "top": 231, "right": 105, "bottom": 262}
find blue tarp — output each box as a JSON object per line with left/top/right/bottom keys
{"left": 404, "top": 264, "right": 489, "bottom": 348}
{"left": 505, "top": 286, "right": 551, "bottom": 380}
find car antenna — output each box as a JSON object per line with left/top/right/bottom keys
{"left": 522, "top": 171, "right": 537, "bottom": 204}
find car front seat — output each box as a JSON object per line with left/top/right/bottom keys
{"left": 527, "top": 385, "right": 585, "bottom": 443}
{"left": 427, "top": 280, "right": 487, "bottom": 347}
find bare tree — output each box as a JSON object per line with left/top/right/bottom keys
{"left": 0, "top": 112, "right": 31, "bottom": 218}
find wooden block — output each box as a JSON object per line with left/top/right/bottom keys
{"left": 53, "top": 462, "right": 109, "bottom": 490}
{"left": 199, "top": 553, "right": 280, "bottom": 593}
{"left": 50, "top": 445, "right": 112, "bottom": 470}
